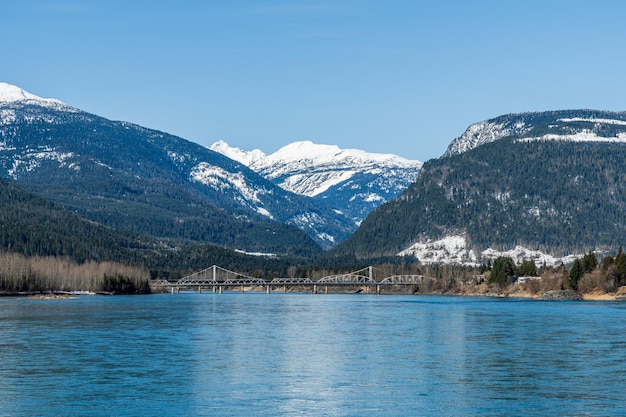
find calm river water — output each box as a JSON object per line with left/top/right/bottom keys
{"left": 1, "top": 293, "right": 625, "bottom": 416}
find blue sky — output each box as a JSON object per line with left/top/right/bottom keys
{"left": 3, "top": 0, "right": 626, "bottom": 161}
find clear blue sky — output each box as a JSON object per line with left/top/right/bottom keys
{"left": 3, "top": 0, "right": 626, "bottom": 161}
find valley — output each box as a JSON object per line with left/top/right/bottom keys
{"left": 3, "top": 83, "right": 626, "bottom": 299}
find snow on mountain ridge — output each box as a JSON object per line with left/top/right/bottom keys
{"left": 211, "top": 140, "right": 422, "bottom": 225}
{"left": 210, "top": 140, "right": 266, "bottom": 166}
{"left": 263, "top": 140, "right": 419, "bottom": 169}
{"left": 211, "top": 140, "right": 422, "bottom": 197}
{"left": 0, "top": 82, "right": 66, "bottom": 107}
{"left": 444, "top": 119, "right": 529, "bottom": 156}
{"left": 444, "top": 111, "right": 626, "bottom": 157}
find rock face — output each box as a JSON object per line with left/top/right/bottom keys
{"left": 539, "top": 290, "right": 583, "bottom": 301}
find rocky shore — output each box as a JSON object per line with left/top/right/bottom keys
{"left": 538, "top": 290, "right": 584, "bottom": 301}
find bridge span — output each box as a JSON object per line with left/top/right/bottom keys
{"left": 154, "top": 265, "right": 435, "bottom": 294}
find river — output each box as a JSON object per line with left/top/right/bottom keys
{"left": 1, "top": 293, "right": 625, "bottom": 416}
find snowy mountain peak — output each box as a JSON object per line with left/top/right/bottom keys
{"left": 0, "top": 83, "right": 66, "bottom": 107}
{"left": 213, "top": 140, "right": 422, "bottom": 171}
{"left": 211, "top": 140, "right": 422, "bottom": 225}
{"left": 267, "top": 140, "right": 419, "bottom": 168}
{"left": 209, "top": 140, "right": 266, "bottom": 166}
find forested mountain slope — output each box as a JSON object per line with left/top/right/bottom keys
{"left": 0, "top": 178, "right": 152, "bottom": 263}
{"left": 0, "top": 83, "right": 356, "bottom": 255}
{"left": 330, "top": 110, "right": 626, "bottom": 263}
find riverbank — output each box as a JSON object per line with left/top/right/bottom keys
{"left": 5, "top": 283, "right": 626, "bottom": 301}
{"left": 443, "top": 282, "right": 626, "bottom": 301}
{"left": 1, "top": 290, "right": 110, "bottom": 298}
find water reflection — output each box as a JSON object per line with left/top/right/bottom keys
{"left": 1, "top": 294, "right": 625, "bottom": 416}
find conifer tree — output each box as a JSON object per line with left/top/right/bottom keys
{"left": 490, "top": 256, "right": 515, "bottom": 286}
{"left": 569, "top": 259, "right": 583, "bottom": 290}
{"left": 581, "top": 251, "right": 598, "bottom": 274}
{"left": 614, "top": 247, "right": 626, "bottom": 286}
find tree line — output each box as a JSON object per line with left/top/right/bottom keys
{"left": 0, "top": 252, "right": 150, "bottom": 294}
{"left": 484, "top": 248, "right": 626, "bottom": 295}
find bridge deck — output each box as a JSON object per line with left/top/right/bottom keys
{"left": 156, "top": 265, "right": 434, "bottom": 290}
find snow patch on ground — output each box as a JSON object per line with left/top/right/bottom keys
{"left": 234, "top": 249, "right": 278, "bottom": 258}
{"left": 167, "top": 151, "right": 190, "bottom": 164}
{"left": 189, "top": 162, "right": 269, "bottom": 209}
{"left": 7, "top": 149, "right": 75, "bottom": 179}
{"left": 517, "top": 131, "right": 626, "bottom": 144}
{"left": 558, "top": 117, "right": 626, "bottom": 126}
{"left": 288, "top": 212, "right": 335, "bottom": 246}
{"left": 0, "top": 109, "right": 17, "bottom": 125}
{"left": 399, "top": 234, "right": 580, "bottom": 267}
{"left": 398, "top": 235, "right": 478, "bottom": 265}
{"left": 481, "top": 246, "right": 580, "bottom": 267}
{"left": 279, "top": 170, "right": 356, "bottom": 197}
{"left": 255, "top": 207, "right": 273, "bottom": 219}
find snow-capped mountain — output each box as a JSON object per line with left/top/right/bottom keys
{"left": 0, "top": 83, "right": 355, "bottom": 254}
{"left": 211, "top": 140, "right": 423, "bottom": 225}
{"left": 0, "top": 82, "right": 67, "bottom": 107}
{"left": 332, "top": 110, "right": 626, "bottom": 265}
{"left": 445, "top": 110, "right": 626, "bottom": 157}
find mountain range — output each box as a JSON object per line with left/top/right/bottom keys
{"left": 332, "top": 110, "right": 626, "bottom": 266}
{"left": 0, "top": 83, "right": 357, "bottom": 255}
{"left": 5, "top": 81, "right": 626, "bottom": 269}
{"left": 210, "top": 140, "right": 422, "bottom": 225}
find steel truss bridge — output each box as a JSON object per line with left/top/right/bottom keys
{"left": 155, "top": 265, "right": 435, "bottom": 293}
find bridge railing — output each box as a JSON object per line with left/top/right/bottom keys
{"left": 379, "top": 275, "right": 428, "bottom": 285}
{"left": 317, "top": 274, "right": 377, "bottom": 284}
{"left": 270, "top": 277, "right": 314, "bottom": 285}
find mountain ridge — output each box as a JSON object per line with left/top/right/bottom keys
{"left": 211, "top": 140, "right": 422, "bottom": 225}
{"left": 0, "top": 83, "right": 355, "bottom": 254}
{"left": 444, "top": 109, "right": 626, "bottom": 157}
{"left": 331, "top": 109, "right": 626, "bottom": 265}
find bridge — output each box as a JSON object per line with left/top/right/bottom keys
{"left": 154, "top": 265, "right": 435, "bottom": 294}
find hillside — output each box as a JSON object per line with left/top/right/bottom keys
{"left": 0, "top": 83, "right": 356, "bottom": 254}
{"left": 330, "top": 110, "right": 626, "bottom": 264}
{"left": 0, "top": 178, "right": 153, "bottom": 263}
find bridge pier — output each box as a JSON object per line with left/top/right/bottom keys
{"left": 313, "top": 284, "right": 317, "bottom": 294}
{"left": 377, "top": 285, "right": 380, "bottom": 295}
{"left": 266, "top": 285, "right": 270, "bottom": 294}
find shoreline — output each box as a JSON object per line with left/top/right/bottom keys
{"left": 3, "top": 286, "right": 626, "bottom": 301}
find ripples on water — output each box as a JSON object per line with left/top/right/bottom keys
{"left": 0, "top": 293, "right": 625, "bottom": 416}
